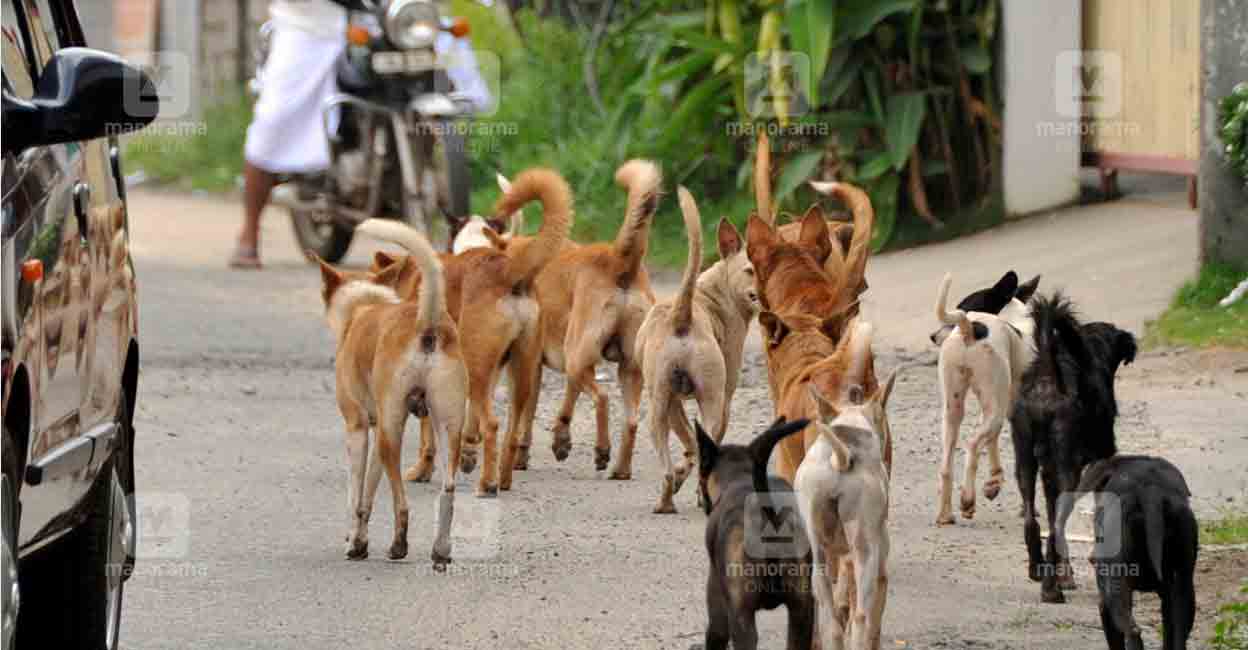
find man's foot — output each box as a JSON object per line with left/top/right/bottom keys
{"left": 229, "top": 243, "right": 262, "bottom": 269}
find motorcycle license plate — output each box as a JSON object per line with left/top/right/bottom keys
{"left": 371, "top": 51, "right": 436, "bottom": 75}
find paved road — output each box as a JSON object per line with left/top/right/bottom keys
{"left": 120, "top": 188, "right": 1246, "bottom": 649}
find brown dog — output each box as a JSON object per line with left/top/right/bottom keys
{"left": 314, "top": 228, "right": 464, "bottom": 567}
{"left": 488, "top": 160, "right": 662, "bottom": 477}
{"left": 363, "top": 169, "right": 572, "bottom": 496}
{"left": 632, "top": 187, "right": 759, "bottom": 513}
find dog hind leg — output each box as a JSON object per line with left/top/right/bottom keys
{"left": 667, "top": 403, "right": 696, "bottom": 493}
{"left": 375, "top": 412, "right": 410, "bottom": 561}
{"left": 343, "top": 416, "right": 371, "bottom": 560}
{"left": 500, "top": 337, "right": 541, "bottom": 490}
{"left": 1100, "top": 576, "right": 1142, "bottom": 650}
{"left": 647, "top": 386, "right": 678, "bottom": 514}
{"left": 936, "top": 362, "right": 968, "bottom": 525}
{"left": 404, "top": 417, "right": 436, "bottom": 482}
{"left": 1039, "top": 466, "right": 1066, "bottom": 603}
{"left": 704, "top": 574, "right": 732, "bottom": 650}
{"left": 610, "top": 360, "right": 644, "bottom": 478}
{"left": 961, "top": 372, "right": 1006, "bottom": 520}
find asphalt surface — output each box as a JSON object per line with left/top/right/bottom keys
{"left": 120, "top": 187, "right": 1246, "bottom": 649}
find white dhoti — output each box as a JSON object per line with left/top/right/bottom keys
{"left": 244, "top": 25, "right": 344, "bottom": 174}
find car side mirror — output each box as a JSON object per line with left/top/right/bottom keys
{"left": 2, "top": 47, "right": 159, "bottom": 155}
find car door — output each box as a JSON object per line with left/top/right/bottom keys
{"left": 7, "top": 0, "right": 92, "bottom": 546}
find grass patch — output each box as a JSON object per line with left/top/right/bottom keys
{"left": 1146, "top": 263, "right": 1248, "bottom": 348}
{"left": 1203, "top": 511, "right": 1248, "bottom": 546}
{"left": 124, "top": 93, "right": 252, "bottom": 193}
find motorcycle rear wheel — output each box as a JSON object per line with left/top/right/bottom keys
{"left": 290, "top": 208, "right": 353, "bottom": 263}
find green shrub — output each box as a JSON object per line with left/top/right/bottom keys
{"left": 1212, "top": 583, "right": 1248, "bottom": 650}
{"left": 124, "top": 92, "right": 252, "bottom": 193}
{"left": 1147, "top": 263, "right": 1248, "bottom": 348}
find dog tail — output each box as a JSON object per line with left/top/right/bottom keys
{"left": 495, "top": 172, "right": 525, "bottom": 236}
{"left": 810, "top": 180, "right": 874, "bottom": 302}
{"left": 612, "top": 159, "right": 662, "bottom": 285}
{"left": 1031, "top": 292, "right": 1086, "bottom": 395}
{"left": 672, "top": 186, "right": 702, "bottom": 335}
{"left": 357, "top": 219, "right": 444, "bottom": 329}
{"left": 493, "top": 167, "right": 573, "bottom": 288}
{"left": 1141, "top": 494, "right": 1170, "bottom": 580}
{"left": 754, "top": 131, "right": 773, "bottom": 225}
{"left": 935, "top": 273, "right": 975, "bottom": 343}
{"left": 747, "top": 417, "right": 810, "bottom": 494}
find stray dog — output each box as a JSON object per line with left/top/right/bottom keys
{"left": 698, "top": 417, "right": 814, "bottom": 650}
{"left": 1010, "top": 292, "right": 1137, "bottom": 603}
{"left": 363, "top": 169, "right": 572, "bottom": 495}
{"left": 930, "top": 270, "right": 1040, "bottom": 525}
{"left": 633, "top": 187, "right": 759, "bottom": 512}
{"left": 314, "top": 227, "right": 464, "bottom": 567}
{"left": 795, "top": 321, "right": 896, "bottom": 650}
{"left": 490, "top": 160, "right": 661, "bottom": 477}
{"left": 449, "top": 172, "right": 525, "bottom": 254}
{"left": 1073, "top": 455, "right": 1197, "bottom": 650}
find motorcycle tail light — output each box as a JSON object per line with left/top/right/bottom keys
{"left": 449, "top": 17, "right": 470, "bottom": 38}
{"left": 20, "top": 260, "right": 42, "bottom": 283}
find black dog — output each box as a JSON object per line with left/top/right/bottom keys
{"left": 698, "top": 417, "right": 813, "bottom": 650}
{"left": 1009, "top": 292, "right": 1137, "bottom": 603}
{"left": 1071, "top": 455, "right": 1198, "bottom": 650}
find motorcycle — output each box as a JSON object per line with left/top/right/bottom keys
{"left": 251, "top": 0, "right": 474, "bottom": 262}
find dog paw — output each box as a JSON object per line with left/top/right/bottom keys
{"left": 513, "top": 446, "right": 530, "bottom": 470}
{"left": 1041, "top": 588, "right": 1066, "bottom": 604}
{"left": 935, "top": 514, "right": 956, "bottom": 526}
{"left": 345, "top": 539, "right": 369, "bottom": 560}
{"left": 984, "top": 474, "right": 1004, "bottom": 501}
{"left": 672, "top": 467, "right": 690, "bottom": 493}
{"left": 1057, "top": 571, "right": 1078, "bottom": 590}
{"left": 1028, "top": 563, "right": 1044, "bottom": 583}
{"left": 593, "top": 446, "right": 611, "bottom": 471}
{"left": 476, "top": 483, "right": 499, "bottom": 498}
{"left": 431, "top": 550, "right": 452, "bottom": 572}
{"left": 459, "top": 450, "right": 478, "bottom": 474}
{"left": 608, "top": 469, "right": 631, "bottom": 481}
{"left": 652, "top": 502, "right": 677, "bottom": 514}
{"left": 404, "top": 461, "right": 434, "bottom": 483}
{"left": 388, "top": 540, "right": 409, "bottom": 561}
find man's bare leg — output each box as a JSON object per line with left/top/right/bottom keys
{"left": 234, "top": 161, "right": 277, "bottom": 267}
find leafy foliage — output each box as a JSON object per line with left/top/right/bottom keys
{"left": 1212, "top": 583, "right": 1248, "bottom": 650}
{"left": 1218, "top": 81, "right": 1248, "bottom": 184}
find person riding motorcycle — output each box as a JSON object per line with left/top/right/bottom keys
{"left": 233, "top": 0, "right": 491, "bottom": 269}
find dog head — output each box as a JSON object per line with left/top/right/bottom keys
{"left": 696, "top": 417, "right": 811, "bottom": 515}
{"left": 712, "top": 217, "right": 760, "bottom": 314}
{"left": 312, "top": 252, "right": 404, "bottom": 336}
{"left": 368, "top": 250, "right": 422, "bottom": 299}
{"left": 449, "top": 172, "right": 523, "bottom": 253}
{"left": 930, "top": 271, "right": 1040, "bottom": 345}
{"left": 1083, "top": 322, "right": 1138, "bottom": 370}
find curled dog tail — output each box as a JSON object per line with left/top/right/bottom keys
{"left": 810, "top": 180, "right": 875, "bottom": 302}
{"left": 357, "top": 219, "right": 444, "bottom": 329}
{"left": 935, "top": 273, "right": 975, "bottom": 343}
{"left": 748, "top": 417, "right": 811, "bottom": 494}
{"left": 672, "top": 186, "right": 702, "bottom": 335}
{"left": 493, "top": 168, "right": 573, "bottom": 288}
{"left": 612, "top": 159, "right": 662, "bottom": 285}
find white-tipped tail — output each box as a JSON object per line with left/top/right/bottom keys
{"left": 357, "top": 219, "right": 443, "bottom": 329}
{"left": 934, "top": 272, "right": 974, "bottom": 343}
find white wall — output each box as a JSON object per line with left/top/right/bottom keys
{"left": 1001, "top": 1, "right": 1082, "bottom": 217}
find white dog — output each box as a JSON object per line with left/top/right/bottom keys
{"left": 930, "top": 270, "right": 1039, "bottom": 525}
{"left": 796, "top": 321, "right": 897, "bottom": 650}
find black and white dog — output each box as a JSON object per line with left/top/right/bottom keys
{"left": 698, "top": 417, "right": 813, "bottom": 650}
{"left": 930, "top": 270, "right": 1040, "bottom": 524}
{"left": 1073, "top": 455, "right": 1198, "bottom": 650}
{"left": 1010, "top": 291, "right": 1137, "bottom": 603}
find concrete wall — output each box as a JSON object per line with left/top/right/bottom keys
{"left": 1199, "top": 0, "right": 1248, "bottom": 269}
{"left": 1001, "top": 1, "right": 1082, "bottom": 217}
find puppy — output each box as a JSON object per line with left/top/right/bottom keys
{"left": 930, "top": 270, "right": 1040, "bottom": 525}
{"left": 698, "top": 417, "right": 815, "bottom": 650}
{"left": 1072, "top": 455, "right": 1197, "bottom": 650}
{"left": 314, "top": 230, "right": 464, "bottom": 567}
{"left": 362, "top": 170, "right": 572, "bottom": 495}
{"left": 1010, "top": 292, "right": 1138, "bottom": 603}
{"left": 449, "top": 172, "right": 525, "bottom": 254}
{"left": 633, "top": 187, "right": 759, "bottom": 512}
{"left": 796, "top": 321, "right": 897, "bottom": 650}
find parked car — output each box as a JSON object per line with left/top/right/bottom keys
{"left": 2, "top": 0, "right": 157, "bottom": 647}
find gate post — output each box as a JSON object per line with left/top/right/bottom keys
{"left": 1199, "top": 0, "right": 1248, "bottom": 269}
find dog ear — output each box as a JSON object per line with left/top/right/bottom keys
{"left": 758, "top": 311, "right": 789, "bottom": 347}
{"left": 1115, "top": 330, "right": 1138, "bottom": 366}
{"left": 695, "top": 421, "right": 718, "bottom": 478}
{"left": 876, "top": 367, "right": 900, "bottom": 411}
{"left": 373, "top": 259, "right": 405, "bottom": 288}
{"left": 314, "top": 255, "right": 343, "bottom": 293}
{"left": 1015, "top": 274, "right": 1041, "bottom": 303}
{"left": 372, "top": 250, "right": 399, "bottom": 273}
{"left": 797, "top": 210, "right": 833, "bottom": 265}
{"left": 745, "top": 213, "right": 776, "bottom": 270}
{"left": 483, "top": 228, "right": 508, "bottom": 250}
{"left": 485, "top": 218, "right": 507, "bottom": 235}
{"left": 993, "top": 271, "right": 1019, "bottom": 300}
{"left": 717, "top": 217, "right": 743, "bottom": 259}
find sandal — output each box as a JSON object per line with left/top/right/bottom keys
{"left": 229, "top": 244, "right": 263, "bottom": 269}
